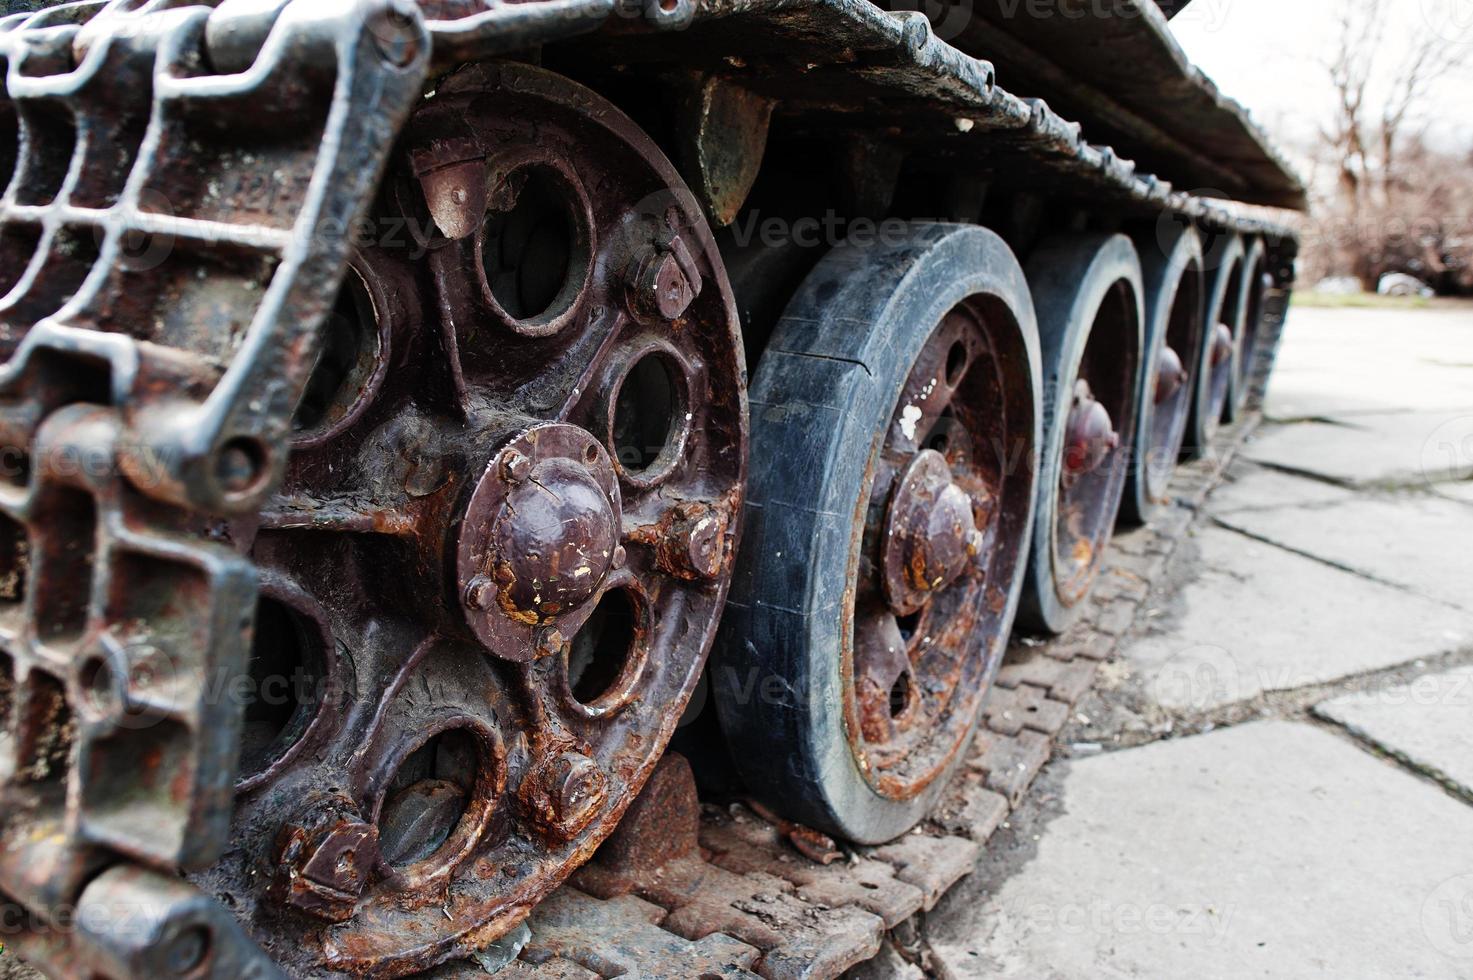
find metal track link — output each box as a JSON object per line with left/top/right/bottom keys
{"left": 0, "top": 1, "right": 613, "bottom": 975}
{"left": 487, "top": 407, "right": 1266, "bottom": 979}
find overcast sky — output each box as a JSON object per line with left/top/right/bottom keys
{"left": 1168, "top": 0, "right": 1473, "bottom": 153}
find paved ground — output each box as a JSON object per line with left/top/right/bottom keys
{"left": 926, "top": 302, "right": 1473, "bottom": 979}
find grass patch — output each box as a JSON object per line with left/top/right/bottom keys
{"left": 1292, "top": 291, "right": 1434, "bottom": 310}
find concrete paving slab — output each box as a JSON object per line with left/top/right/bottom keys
{"left": 926, "top": 721, "right": 1473, "bottom": 979}
{"left": 1314, "top": 666, "right": 1473, "bottom": 799}
{"left": 1436, "top": 479, "right": 1473, "bottom": 505}
{"left": 1122, "top": 527, "right": 1471, "bottom": 712}
{"left": 1244, "top": 411, "right": 1473, "bottom": 488}
{"left": 1206, "top": 461, "right": 1357, "bottom": 514}
{"left": 1266, "top": 306, "right": 1473, "bottom": 420}
{"left": 1216, "top": 495, "right": 1473, "bottom": 612}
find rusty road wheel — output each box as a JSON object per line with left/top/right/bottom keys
{"left": 1227, "top": 236, "right": 1269, "bottom": 419}
{"left": 1120, "top": 224, "right": 1205, "bottom": 525}
{"left": 197, "top": 63, "right": 746, "bottom": 976}
{"left": 1241, "top": 249, "right": 1295, "bottom": 413}
{"left": 1188, "top": 233, "right": 1245, "bottom": 454}
{"left": 1018, "top": 234, "right": 1144, "bottom": 635}
{"left": 713, "top": 224, "right": 1041, "bottom": 844}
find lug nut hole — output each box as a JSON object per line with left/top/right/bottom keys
{"left": 216, "top": 437, "right": 268, "bottom": 498}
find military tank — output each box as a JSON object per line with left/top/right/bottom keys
{"left": 0, "top": 0, "right": 1298, "bottom": 976}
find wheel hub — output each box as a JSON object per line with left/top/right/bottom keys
{"left": 881, "top": 450, "right": 985, "bottom": 616}
{"left": 458, "top": 424, "right": 622, "bottom": 658}
{"left": 1211, "top": 321, "right": 1234, "bottom": 366}
{"left": 209, "top": 63, "right": 747, "bottom": 977}
{"left": 1063, "top": 379, "right": 1119, "bottom": 479}
{"left": 1154, "top": 344, "right": 1186, "bottom": 404}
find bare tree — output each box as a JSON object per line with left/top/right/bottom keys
{"left": 1312, "top": 1, "right": 1470, "bottom": 290}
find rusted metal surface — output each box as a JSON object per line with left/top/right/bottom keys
{"left": 0, "top": 0, "right": 1298, "bottom": 976}
{"left": 946, "top": 0, "right": 1307, "bottom": 208}
{"left": 0, "top": 1, "right": 742, "bottom": 977}
{"left": 500, "top": 418, "right": 1256, "bottom": 980}
{"left": 195, "top": 60, "right": 746, "bottom": 976}
{"left": 573, "top": 753, "right": 885, "bottom": 980}
{"left": 1050, "top": 289, "right": 1141, "bottom": 613}
{"left": 673, "top": 73, "right": 774, "bottom": 228}
{"left": 0, "top": 0, "right": 427, "bottom": 974}
{"left": 847, "top": 305, "right": 1029, "bottom": 803}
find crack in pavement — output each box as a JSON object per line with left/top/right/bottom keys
{"left": 1208, "top": 516, "right": 1473, "bottom": 614}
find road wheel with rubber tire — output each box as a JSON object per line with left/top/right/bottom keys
{"left": 1189, "top": 233, "right": 1245, "bottom": 453}
{"left": 1120, "top": 224, "right": 1205, "bottom": 526}
{"left": 1017, "top": 233, "right": 1144, "bottom": 635}
{"left": 712, "top": 223, "right": 1042, "bottom": 844}
{"left": 1227, "top": 236, "right": 1269, "bottom": 418}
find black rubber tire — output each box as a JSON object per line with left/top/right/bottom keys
{"left": 1187, "top": 233, "right": 1245, "bottom": 456}
{"left": 1016, "top": 233, "right": 1144, "bottom": 635}
{"left": 1120, "top": 224, "right": 1205, "bottom": 526}
{"left": 1226, "top": 236, "right": 1268, "bottom": 420}
{"left": 711, "top": 223, "right": 1042, "bottom": 844}
{"left": 1242, "top": 278, "right": 1293, "bottom": 413}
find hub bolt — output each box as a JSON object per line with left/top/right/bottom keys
{"left": 1211, "top": 322, "right": 1235, "bottom": 367}
{"left": 630, "top": 251, "right": 696, "bottom": 321}
{"left": 520, "top": 751, "right": 608, "bottom": 842}
{"left": 499, "top": 449, "right": 531, "bottom": 484}
{"left": 1154, "top": 345, "right": 1187, "bottom": 404}
{"left": 535, "top": 628, "right": 568, "bottom": 660}
{"left": 464, "top": 576, "right": 497, "bottom": 611}
{"left": 626, "top": 223, "right": 703, "bottom": 321}
{"left": 653, "top": 502, "right": 728, "bottom": 581}
{"left": 1062, "top": 379, "right": 1119, "bottom": 478}
{"left": 269, "top": 805, "right": 380, "bottom": 923}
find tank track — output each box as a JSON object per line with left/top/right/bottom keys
{"left": 560, "top": 0, "right": 1301, "bottom": 245}
{"left": 0, "top": 0, "right": 1297, "bottom": 976}
{"left": 481, "top": 410, "right": 1267, "bottom": 980}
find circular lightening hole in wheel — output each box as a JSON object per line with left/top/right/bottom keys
{"left": 481, "top": 165, "right": 592, "bottom": 330}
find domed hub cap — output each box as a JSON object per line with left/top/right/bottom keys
{"left": 1154, "top": 345, "right": 1186, "bottom": 405}
{"left": 1211, "top": 321, "right": 1234, "bottom": 367}
{"left": 1062, "top": 379, "right": 1119, "bottom": 482}
{"left": 458, "top": 423, "right": 623, "bottom": 661}
{"left": 880, "top": 449, "right": 986, "bottom": 617}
